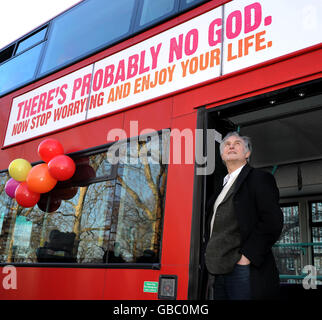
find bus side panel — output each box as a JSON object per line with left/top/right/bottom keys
{"left": 102, "top": 265, "right": 189, "bottom": 300}
{"left": 101, "top": 111, "right": 197, "bottom": 300}
{"left": 0, "top": 266, "right": 106, "bottom": 299}
{"left": 102, "top": 269, "right": 160, "bottom": 300}
{"left": 123, "top": 98, "right": 173, "bottom": 135}
{"left": 160, "top": 112, "right": 197, "bottom": 299}
{"left": 0, "top": 112, "right": 124, "bottom": 169}
{"left": 172, "top": 46, "right": 322, "bottom": 116}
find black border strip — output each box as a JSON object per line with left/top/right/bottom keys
{"left": 0, "top": 262, "right": 161, "bottom": 270}
{"left": 188, "top": 107, "right": 207, "bottom": 299}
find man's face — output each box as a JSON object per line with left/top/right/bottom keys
{"left": 221, "top": 135, "right": 250, "bottom": 164}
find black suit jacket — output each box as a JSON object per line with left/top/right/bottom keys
{"left": 206, "top": 164, "right": 284, "bottom": 299}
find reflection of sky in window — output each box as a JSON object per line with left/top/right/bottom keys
{"left": 0, "top": 173, "right": 9, "bottom": 204}
{"left": 312, "top": 202, "right": 322, "bottom": 223}
{"left": 81, "top": 182, "right": 114, "bottom": 230}
{"left": 13, "top": 216, "right": 33, "bottom": 248}
{"left": 52, "top": 188, "right": 81, "bottom": 233}
{"left": 277, "top": 206, "right": 300, "bottom": 244}
{"left": 117, "top": 133, "right": 169, "bottom": 207}
{"left": 91, "top": 153, "right": 112, "bottom": 177}
{"left": 140, "top": 0, "right": 175, "bottom": 26}
{"left": 77, "top": 182, "right": 115, "bottom": 262}
{"left": 40, "top": 0, "right": 135, "bottom": 74}
{"left": 0, "top": 43, "right": 43, "bottom": 95}
{"left": 0, "top": 213, "right": 4, "bottom": 235}
{"left": 0, "top": 173, "right": 9, "bottom": 235}
{"left": 16, "top": 28, "right": 47, "bottom": 54}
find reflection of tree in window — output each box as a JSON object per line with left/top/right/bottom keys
{"left": 311, "top": 202, "right": 322, "bottom": 273}
{"left": 115, "top": 132, "right": 169, "bottom": 263}
{"left": 0, "top": 131, "right": 169, "bottom": 265}
{"left": 273, "top": 205, "right": 301, "bottom": 281}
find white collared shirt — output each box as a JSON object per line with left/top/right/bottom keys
{"left": 222, "top": 165, "right": 244, "bottom": 187}
{"left": 209, "top": 164, "right": 245, "bottom": 236}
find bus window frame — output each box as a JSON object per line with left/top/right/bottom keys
{"left": 0, "top": 24, "right": 49, "bottom": 97}
{"left": 134, "top": 0, "right": 180, "bottom": 31}
{"left": 15, "top": 26, "right": 48, "bottom": 56}
{"left": 37, "top": 0, "right": 140, "bottom": 78}
{"left": 179, "top": 0, "right": 210, "bottom": 11}
{"left": 309, "top": 200, "right": 322, "bottom": 267}
{"left": 0, "top": 129, "right": 169, "bottom": 269}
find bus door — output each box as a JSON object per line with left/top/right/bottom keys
{"left": 204, "top": 78, "right": 322, "bottom": 294}
{"left": 189, "top": 108, "right": 237, "bottom": 299}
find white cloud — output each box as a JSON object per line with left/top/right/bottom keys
{"left": 0, "top": 0, "right": 82, "bottom": 50}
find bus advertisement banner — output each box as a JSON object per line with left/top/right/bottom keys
{"left": 3, "top": 0, "right": 321, "bottom": 147}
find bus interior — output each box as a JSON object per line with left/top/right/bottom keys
{"left": 202, "top": 77, "right": 322, "bottom": 297}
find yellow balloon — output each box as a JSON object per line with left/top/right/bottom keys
{"left": 8, "top": 158, "right": 32, "bottom": 182}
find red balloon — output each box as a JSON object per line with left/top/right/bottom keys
{"left": 37, "top": 194, "right": 61, "bottom": 213}
{"left": 26, "top": 164, "right": 57, "bottom": 193}
{"left": 48, "top": 155, "right": 76, "bottom": 181}
{"left": 38, "top": 139, "right": 64, "bottom": 163}
{"left": 15, "top": 182, "right": 40, "bottom": 208}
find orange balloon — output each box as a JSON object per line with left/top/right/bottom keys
{"left": 26, "top": 164, "right": 57, "bottom": 194}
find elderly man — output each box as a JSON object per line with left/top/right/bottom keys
{"left": 205, "top": 131, "right": 283, "bottom": 300}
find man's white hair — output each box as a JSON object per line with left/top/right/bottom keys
{"left": 219, "top": 131, "right": 252, "bottom": 159}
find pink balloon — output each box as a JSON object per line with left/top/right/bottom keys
{"left": 5, "top": 178, "right": 20, "bottom": 198}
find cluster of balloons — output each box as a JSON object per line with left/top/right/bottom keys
{"left": 5, "top": 139, "right": 76, "bottom": 210}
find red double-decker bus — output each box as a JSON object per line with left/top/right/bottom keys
{"left": 0, "top": 0, "right": 321, "bottom": 300}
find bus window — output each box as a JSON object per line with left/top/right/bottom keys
{"left": 15, "top": 27, "right": 47, "bottom": 55}
{"left": 0, "top": 44, "right": 15, "bottom": 64}
{"left": 179, "top": 0, "right": 209, "bottom": 10}
{"left": 0, "top": 130, "right": 170, "bottom": 265}
{"left": 138, "top": 0, "right": 177, "bottom": 27}
{"left": 0, "top": 43, "right": 44, "bottom": 96}
{"left": 40, "top": 0, "right": 136, "bottom": 75}
{"left": 273, "top": 204, "right": 301, "bottom": 283}
{"left": 310, "top": 202, "right": 322, "bottom": 274}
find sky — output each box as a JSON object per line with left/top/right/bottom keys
{"left": 0, "top": 0, "right": 82, "bottom": 50}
